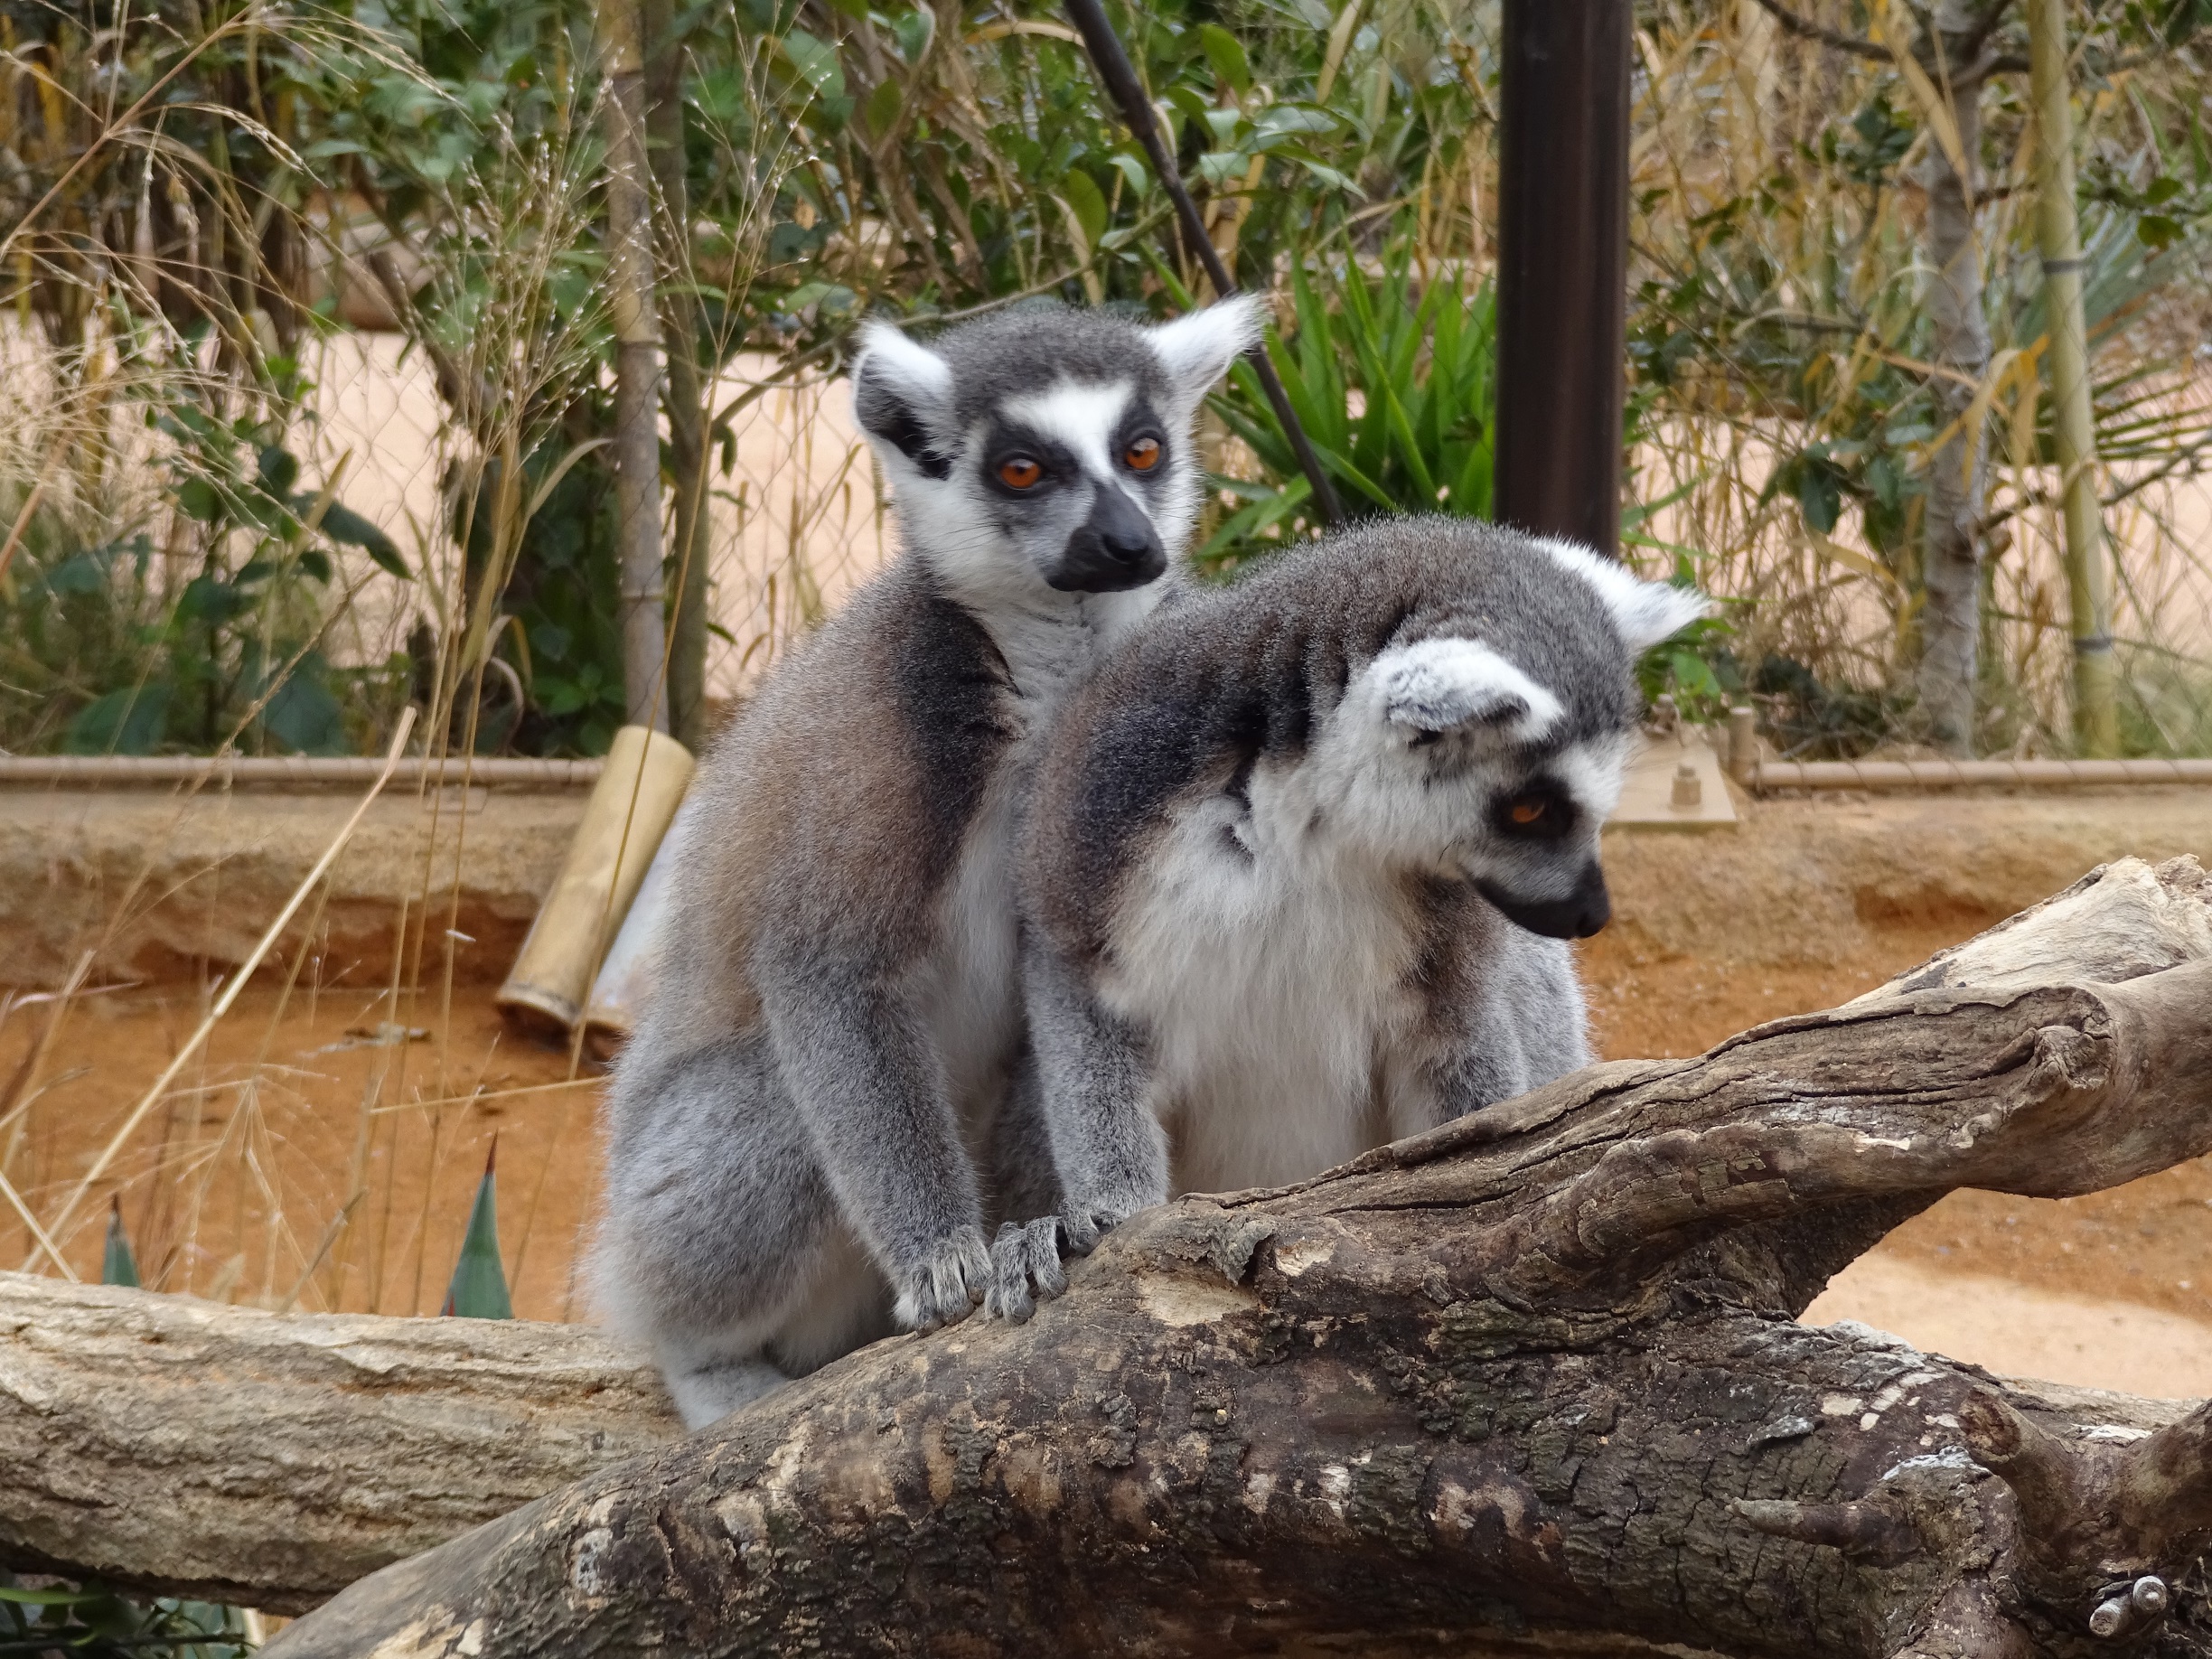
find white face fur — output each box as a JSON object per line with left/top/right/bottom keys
{"left": 848, "top": 298, "right": 1262, "bottom": 614}
{"left": 1289, "top": 548, "right": 1709, "bottom": 939}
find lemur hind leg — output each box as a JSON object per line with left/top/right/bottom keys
{"left": 594, "top": 1033, "right": 895, "bottom": 1429}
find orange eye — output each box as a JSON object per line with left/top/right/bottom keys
{"left": 1508, "top": 800, "right": 1548, "bottom": 826}
{"left": 1124, "top": 436, "right": 1162, "bottom": 472}
{"left": 998, "top": 456, "right": 1043, "bottom": 490}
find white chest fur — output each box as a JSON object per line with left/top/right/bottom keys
{"left": 1095, "top": 764, "right": 1430, "bottom": 1195}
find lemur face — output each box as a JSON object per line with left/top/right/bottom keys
{"left": 849, "top": 298, "right": 1261, "bottom": 599}
{"left": 1322, "top": 547, "right": 1709, "bottom": 941}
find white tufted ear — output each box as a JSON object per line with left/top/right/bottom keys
{"left": 1533, "top": 537, "right": 1712, "bottom": 654}
{"left": 1374, "top": 637, "right": 1564, "bottom": 743}
{"left": 851, "top": 321, "right": 955, "bottom": 475}
{"left": 1147, "top": 294, "right": 1263, "bottom": 411}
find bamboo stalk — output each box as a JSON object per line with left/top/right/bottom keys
{"left": 2027, "top": 0, "right": 2119, "bottom": 757}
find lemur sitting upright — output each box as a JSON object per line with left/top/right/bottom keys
{"left": 594, "top": 296, "right": 1261, "bottom": 1427}
{"left": 998, "top": 518, "right": 1706, "bottom": 1310}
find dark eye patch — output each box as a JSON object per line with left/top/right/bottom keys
{"left": 979, "top": 423, "right": 1077, "bottom": 497}
{"left": 1491, "top": 777, "right": 1578, "bottom": 840}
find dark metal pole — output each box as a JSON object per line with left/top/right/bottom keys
{"left": 1494, "top": 0, "right": 1632, "bottom": 557}
{"left": 1061, "top": 0, "right": 1345, "bottom": 529}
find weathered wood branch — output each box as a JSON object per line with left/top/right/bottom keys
{"left": 230, "top": 858, "right": 2212, "bottom": 1659}
{"left": 0, "top": 1278, "right": 677, "bottom": 1612}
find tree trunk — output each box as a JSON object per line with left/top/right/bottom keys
{"left": 0, "top": 1276, "right": 677, "bottom": 1614}
{"left": 258, "top": 857, "right": 2212, "bottom": 1658}
{"left": 599, "top": 0, "right": 670, "bottom": 735}
{"left": 1916, "top": 12, "right": 1993, "bottom": 755}
{"left": 643, "top": 0, "right": 712, "bottom": 752}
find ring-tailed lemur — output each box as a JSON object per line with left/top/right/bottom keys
{"left": 594, "top": 296, "right": 1261, "bottom": 1427}
{"left": 997, "top": 519, "right": 1706, "bottom": 1312}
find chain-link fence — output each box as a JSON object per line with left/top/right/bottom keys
{"left": 291, "top": 331, "right": 894, "bottom": 710}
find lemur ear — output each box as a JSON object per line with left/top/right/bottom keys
{"left": 1148, "top": 294, "right": 1263, "bottom": 413}
{"left": 1534, "top": 537, "right": 1713, "bottom": 655}
{"left": 852, "top": 322, "right": 954, "bottom": 481}
{"left": 1375, "top": 638, "right": 1565, "bottom": 743}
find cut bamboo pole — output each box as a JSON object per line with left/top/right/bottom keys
{"left": 495, "top": 725, "right": 692, "bottom": 1038}
{"left": 2028, "top": 0, "right": 2120, "bottom": 756}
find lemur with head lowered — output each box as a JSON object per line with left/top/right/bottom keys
{"left": 594, "top": 296, "right": 1261, "bottom": 1427}
{"left": 993, "top": 519, "right": 1706, "bottom": 1311}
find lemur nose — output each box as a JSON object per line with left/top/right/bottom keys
{"left": 1045, "top": 483, "right": 1168, "bottom": 593}
{"left": 1091, "top": 484, "right": 1156, "bottom": 560}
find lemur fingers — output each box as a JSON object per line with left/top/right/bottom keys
{"left": 891, "top": 1225, "right": 991, "bottom": 1331}
{"left": 984, "top": 1215, "right": 1069, "bottom": 1323}
{"left": 1058, "top": 1195, "right": 1149, "bottom": 1257}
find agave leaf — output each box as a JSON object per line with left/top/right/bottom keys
{"left": 102, "top": 1196, "right": 140, "bottom": 1288}
{"left": 442, "top": 1139, "right": 513, "bottom": 1319}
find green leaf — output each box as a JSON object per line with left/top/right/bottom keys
{"left": 779, "top": 29, "right": 847, "bottom": 103}
{"left": 176, "top": 574, "right": 248, "bottom": 625}
{"left": 1061, "top": 169, "right": 1109, "bottom": 249}
{"left": 1197, "top": 149, "right": 1250, "bottom": 186}
{"left": 261, "top": 655, "right": 348, "bottom": 755}
{"left": 1106, "top": 151, "right": 1150, "bottom": 199}
{"left": 256, "top": 445, "right": 301, "bottom": 497}
{"left": 2136, "top": 213, "right": 2182, "bottom": 250}
{"left": 316, "top": 500, "right": 410, "bottom": 578}
{"left": 1196, "top": 23, "right": 1251, "bottom": 96}
{"left": 103, "top": 1198, "right": 141, "bottom": 1288}
{"left": 65, "top": 683, "right": 170, "bottom": 755}
{"left": 1795, "top": 460, "right": 1842, "bottom": 533}
{"left": 443, "top": 1141, "right": 513, "bottom": 1319}
{"left": 174, "top": 476, "right": 224, "bottom": 523}
{"left": 862, "top": 76, "right": 904, "bottom": 140}
{"left": 41, "top": 550, "right": 112, "bottom": 596}
{"left": 892, "top": 6, "right": 934, "bottom": 64}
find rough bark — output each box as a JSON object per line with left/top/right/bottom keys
{"left": 251, "top": 858, "right": 2212, "bottom": 1659}
{"left": 0, "top": 1278, "right": 677, "bottom": 1613}
{"left": 599, "top": 0, "right": 670, "bottom": 735}
{"left": 1916, "top": 5, "right": 1996, "bottom": 755}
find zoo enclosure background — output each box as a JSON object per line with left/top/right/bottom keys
{"left": 2, "top": 0, "right": 2210, "bottom": 762}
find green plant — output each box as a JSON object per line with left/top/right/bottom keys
{"left": 441, "top": 1141, "right": 513, "bottom": 1318}
{"left": 1198, "top": 245, "right": 1498, "bottom": 567}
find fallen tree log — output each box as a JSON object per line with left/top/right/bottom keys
{"left": 235, "top": 856, "right": 2212, "bottom": 1658}
{"left": 0, "top": 1277, "right": 678, "bottom": 1612}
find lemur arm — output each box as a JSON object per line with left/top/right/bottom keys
{"left": 1408, "top": 927, "right": 1594, "bottom": 1135}
{"left": 759, "top": 961, "right": 989, "bottom": 1330}
{"left": 1022, "top": 939, "right": 1169, "bottom": 1251}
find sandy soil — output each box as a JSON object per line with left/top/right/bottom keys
{"left": 5, "top": 894, "right": 2210, "bottom": 1398}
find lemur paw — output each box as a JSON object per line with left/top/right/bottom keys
{"left": 892, "top": 1226, "right": 991, "bottom": 1331}
{"left": 1059, "top": 1195, "right": 1146, "bottom": 1256}
{"left": 984, "top": 1216, "right": 1069, "bottom": 1323}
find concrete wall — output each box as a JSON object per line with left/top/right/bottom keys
{"left": 4, "top": 783, "right": 2207, "bottom": 991}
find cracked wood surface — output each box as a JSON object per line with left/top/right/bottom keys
{"left": 239, "top": 858, "right": 2212, "bottom": 1658}
{"left": 0, "top": 1276, "right": 678, "bottom": 1612}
